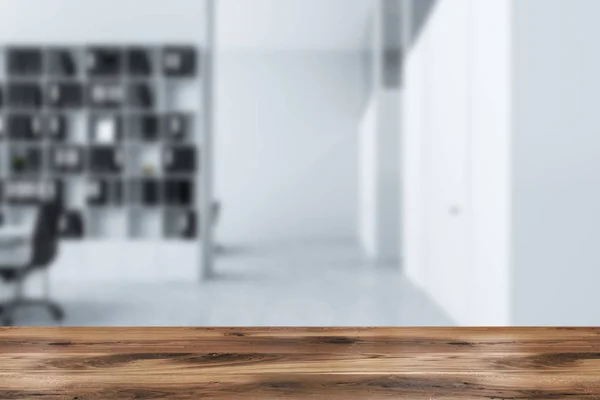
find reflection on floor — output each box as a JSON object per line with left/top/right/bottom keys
{"left": 12, "top": 240, "right": 452, "bottom": 326}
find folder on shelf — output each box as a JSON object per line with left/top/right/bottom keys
{"left": 96, "top": 118, "right": 117, "bottom": 144}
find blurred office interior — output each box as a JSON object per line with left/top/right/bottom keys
{"left": 0, "top": 0, "right": 597, "bottom": 327}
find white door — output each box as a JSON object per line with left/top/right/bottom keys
{"left": 423, "top": 0, "right": 471, "bottom": 324}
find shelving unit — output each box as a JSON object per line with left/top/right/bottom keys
{"left": 0, "top": 45, "right": 202, "bottom": 242}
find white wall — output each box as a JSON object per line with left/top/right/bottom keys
{"left": 403, "top": 0, "right": 512, "bottom": 325}
{"left": 513, "top": 0, "right": 600, "bottom": 325}
{"left": 406, "top": 0, "right": 600, "bottom": 326}
{"left": 215, "top": 52, "right": 363, "bottom": 244}
{"left": 0, "top": 0, "right": 207, "bottom": 43}
{"left": 405, "top": 0, "right": 600, "bottom": 325}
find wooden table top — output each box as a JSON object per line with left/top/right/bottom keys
{"left": 0, "top": 327, "right": 599, "bottom": 399}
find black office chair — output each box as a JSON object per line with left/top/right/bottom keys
{"left": 0, "top": 200, "right": 65, "bottom": 326}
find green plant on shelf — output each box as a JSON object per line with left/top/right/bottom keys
{"left": 143, "top": 165, "right": 155, "bottom": 176}
{"left": 11, "top": 156, "right": 26, "bottom": 173}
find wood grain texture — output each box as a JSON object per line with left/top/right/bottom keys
{"left": 1, "top": 328, "right": 600, "bottom": 399}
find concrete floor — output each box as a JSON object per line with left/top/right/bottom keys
{"left": 9, "top": 240, "right": 452, "bottom": 326}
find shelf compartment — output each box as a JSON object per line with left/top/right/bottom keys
{"left": 44, "top": 114, "right": 68, "bottom": 141}
{"left": 128, "top": 82, "right": 155, "bottom": 109}
{"left": 128, "top": 144, "right": 161, "bottom": 176}
{"left": 4, "top": 179, "right": 62, "bottom": 205}
{"left": 164, "top": 208, "right": 197, "bottom": 239}
{"left": 164, "top": 79, "right": 199, "bottom": 111}
{"left": 7, "top": 83, "right": 43, "bottom": 108}
{"left": 61, "top": 177, "right": 86, "bottom": 209}
{"left": 162, "top": 46, "right": 197, "bottom": 77}
{"left": 129, "top": 178, "right": 161, "bottom": 207}
{"left": 46, "top": 82, "right": 84, "bottom": 108}
{"left": 7, "top": 48, "right": 43, "bottom": 77}
{"left": 89, "top": 114, "right": 123, "bottom": 144}
{"left": 129, "top": 114, "right": 159, "bottom": 141}
{"left": 7, "top": 114, "right": 43, "bottom": 141}
{"left": 163, "top": 178, "right": 194, "bottom": 207}
{"left": 86, "top": 47, "right": 122, "bottom": 77}
{"left": 87, "top": 208, "right": 128, "bottom": 239}
{"left": 127, "top": 48, "right": 153, "bottom": 77}
{"left": 47, "top": 48, "right": 78, "bottom": 77}
{"left": 87, "top": 81, "right": 125, "bottom": 109}
{"left": 65, "top": 113, "right": 88, "bottom": 144}
{"left": 89, "top": 146, "right": 124, "bottom": 174}
{"left": 163, "top": 145, "right": 197, "bottom": 174}
{"left": 51, "top": 145, "right": 84, "bottom": 173}
{"left": 9, "top": 145, "right": 44, "bottom": 175}
{"left": 86, "top": 178, "right": 123, "bottom": 206}
{"left": 163, "top": 113, "right": 192, "bottom": 142}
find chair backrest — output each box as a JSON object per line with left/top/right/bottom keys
{"left": 30, "top": 200, "right": 62, "bottom": 268}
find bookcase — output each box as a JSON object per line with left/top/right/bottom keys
{"left": 0, "top": 45, "right": 202, "bottom": 242}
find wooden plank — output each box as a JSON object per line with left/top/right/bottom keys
{"left": 0, "top": 328, "right": 599, "bottom": 399}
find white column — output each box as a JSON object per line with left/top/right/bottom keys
{"left": 201, "top": 0, "right": 215, "bottom": 280}
{"left": 358, "top": 0, "right": 401, "bottom": 265}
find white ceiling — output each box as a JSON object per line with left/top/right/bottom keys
{"left": 216, "top": 0, "right": 375, "bottom": 51}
